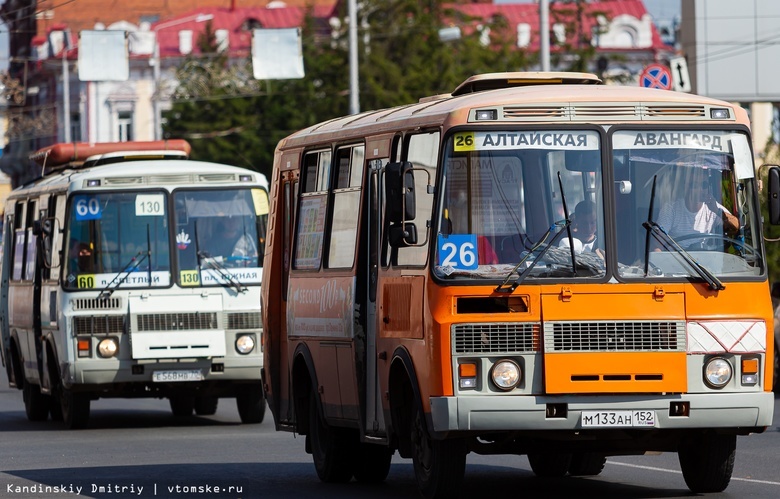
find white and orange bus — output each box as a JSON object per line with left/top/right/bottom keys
{"left": 0, "top": 141, "right": 269, "bottom": 428}
{"left": 261, "top": 72, "right": 774, "bottom": 497}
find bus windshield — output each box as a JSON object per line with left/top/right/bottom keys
{"left": 435, "top": 129, "right": 606, "bottom": 280}
{"left": 613, "top": 129, "right": 763, "bottom": 279}
{"left": 173, "top": 188, "right": 267, "bottom": 287}
{"left": 65, "top": 191, "right": 170, "bottom": 289}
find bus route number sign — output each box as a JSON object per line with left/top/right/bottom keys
{"left": 438, "top": 234, "right": 478, "bottom": 270}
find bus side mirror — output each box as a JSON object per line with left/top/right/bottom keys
{"left": 388, "top": 222, "right": 418, "bottom": 247}
{"left": 385, "top": 161, "right": 416, "bottom": 224}
{"left": 769, "top": 166, "right": 780, "bottom": 224}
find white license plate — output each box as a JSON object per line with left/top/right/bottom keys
{"left": 152, "top": 370, "right": 204, "bottom": 382}
{"left": 581, "top": 410, "right": 655, "bottom": 428}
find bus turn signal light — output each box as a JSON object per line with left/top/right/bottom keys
{"left": 741, "top": 358, "right": 759, "bottom": 385}
{"left": 459, "top": 363, "right": 477, "bottom": 389}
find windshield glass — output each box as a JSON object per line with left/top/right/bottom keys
{"left": 173, "top": 188, "right": 268, "bottom": 287}
{"left": 613, "top": 129, "right": 763, "bottom": 279}
{"left": 434, "top": 129, "right": 606, "bottom": 281}
{"left": 64, "top": 191, "right": 170, "bottom": 290}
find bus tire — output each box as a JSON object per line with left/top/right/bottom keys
{"left": 352, "top": 443, "right": 393, "bottom": 483}
{"left": 60, "top": 389, "right": 90, "bottom": 429}
{"left": 308, "top": 390, "right": 354, "bottom": 483}
{"left": 194, "top": 396, "right": 219, "bottom": 416}
{"left": 678, "top": 433, "right": 735, "bottom": 493}
{"left": 568, "top": 452, "right": 606, "bottom": 476}
{"left": 22, "top": 379, "right": 50, "bottom": 421}
{"left": 236, "top": 386, "right": 265, "bottom": 424}
{"left": 528, "top": 452, "right": 572, "bottom": 477}
{"left": 410, "top": 404, "right": 466, "bottom": 499}
{"left": 169, "top": 396, "right": 195, "bottom": 417}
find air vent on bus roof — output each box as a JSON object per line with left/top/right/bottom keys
{"left": 452, "top": 71, "right": 602, "bottom": 96}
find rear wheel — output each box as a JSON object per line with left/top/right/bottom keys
{"left": 308, "top": 391, "right": 355, "bottom": 483}
{"left": 568, "top": 453, "right": 606, "bottom": 476}
{"left": 678, "top": 433, "right": 736, "bottom": 493}
{"left": 169, "top": 396, "right": 195, "bottom": 417}
{"left": 528, "top": 452, "right": 572, "bottom": 477}
{"left": 352, "top": 443, "right": 393, "bottom": 483}
{"left": 22, "top": 379, "right": 50, "bottom": 421}
{"left": 60, "top": 388, "right": 90, "bottom": 429}
{"left": 236, "top": 386, "right": 266, "bottom": 424}
{"left": 194, "top": 396, "right": 219, "bottom": 416}
{"left": 410, "top": 404, "right": 466, "bottom": 498}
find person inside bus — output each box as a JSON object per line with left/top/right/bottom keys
{"left": 654, "top": 174, "right": 739, "bottom": 249}
{"left": 69, "top": 240, "right": 94, "bottom": 273}
{"left": 210, "top": 216, "right": 258, "bottom": 266}
{"left": 559, "top": 200, "right": 603, "bottom": 258}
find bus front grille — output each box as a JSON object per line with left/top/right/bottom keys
{"left": 136, "top": 312, "right": 219, "bottom": 332}
{"left": 453, "top": 323, "right": 540, "bottom": 354}
{"left": 72, "top": 297, "right": 122, "bottom": 310}
{"left": 227, "top": 312, "right": 262, "bottom": 330}
{"left": 544, "top": 321, "right": 686, "bottom": 352}
{"left": 73, "top": 315, "right": 125, "bottom": 335}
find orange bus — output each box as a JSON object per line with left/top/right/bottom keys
{"left": 261, "top": 72, "right": 774, "bottom": 497}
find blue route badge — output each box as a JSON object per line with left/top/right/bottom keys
{"left": 438, "top": 234, "right": 478, "bottom": 270}
{"left": 73, "top": 195, "right": 102, "bottom": 221}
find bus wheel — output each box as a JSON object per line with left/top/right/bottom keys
{"left": 308, "top": 391, "right": 354, "bottom": 483}
{"left": 678, "top": 433, "right": 735, "bottom": 493}
{"left": 169, "top": 396, "right": 195, "bottom": 417}
{"left": 410, "top": 405, "right": 466, "bottom": 498}
{"left": 60, "top": 389, "right": 90, "bottom": 429}
{"left": 568, "top": 453, "right": 606, "bottom": 476}
{"left": 194, "top": 396, "right": 219, "bottom": 416}
{"left": 528, "top": 452, "right": 572, "bottom": 477}
{"left": 352, "top": 443, "right": 393, "bottom": 483}
{"left": 22, "top": 379, "right": 51, "bottom": 421}
{"left": 236, "top": 386, "right": 266, "bottom": 424}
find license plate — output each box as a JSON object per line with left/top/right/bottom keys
{"left": 581, "top": 410, "right": 655, "bottom": 428}
{"left": 152, "top": 370, "right": 204, "bottom": 382}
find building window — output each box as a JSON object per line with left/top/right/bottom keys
{"left": 118, "top": 111, "right": 133, "bottom": 142}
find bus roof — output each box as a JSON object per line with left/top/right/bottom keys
{"left": 29, "top": 140, "right": 192, "bottom": 172}
{"left": 279, "top": 72, "right": 745, "bottom": 149}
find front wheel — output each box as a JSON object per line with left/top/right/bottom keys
{"left": 678, "top": 433, "right": 736, "bottom": 493}
{"left": 410, "top": 405, "right": 466, "bottom": 499}
{"left": 60, "top": 388, "right": 90, "bottom": 429}
{"left": 308, "top": 391, "right": 355, "bottom": 483}
{"left": 236, "top": 387, "right": 266, "bottom": 424}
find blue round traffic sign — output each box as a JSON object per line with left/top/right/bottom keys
{"left": 640, "top": 64, "right": 672, "bottom": 90}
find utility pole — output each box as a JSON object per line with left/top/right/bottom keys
{"left": 540, "top": 0, "right": 550, "bottom": 71}
{"left": 348, "top": 0, "right": 359, "bottom": 115}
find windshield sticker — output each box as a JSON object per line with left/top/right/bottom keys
{"left": 454, "top": 131, "right": 599, "bottom": 152}
{"left": 73, "top": 195, "right": 102, "bottom": 221}
{"left": 253, "top": 189, "right": 270, "bottom": 215}
{"left": 135, "top": 194, "right": 165, "bottom": 216}
{"left": 176, "top": 229, "right": 191, "bottom": 250}
{"left": 438, "top": 234, "right": 478, "bottom": 270}
{"left": 72, "top": 271, "right": 171, "bottom": 289}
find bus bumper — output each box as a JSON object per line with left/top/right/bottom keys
{"left": 429, "top": 392, "right": 774, "bottom": 432}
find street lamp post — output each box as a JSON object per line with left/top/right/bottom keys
{"left": 151, "top": 13, "right": 214, "bottom": 140}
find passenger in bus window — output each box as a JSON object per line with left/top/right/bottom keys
{"left": 655, "top": 176, "right": 739, "bottom": 249}
{"left": 560, "top": 200, "right": 603, "bottom": 258}
{"left": 212, "top": 216, "right": 257, "bottom": 267}
{"left": 69, "top": 240, "right": 94, "bottom": 273}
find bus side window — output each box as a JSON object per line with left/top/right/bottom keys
{"left": 293, "top": 150, "right": 330, "bottom": 271}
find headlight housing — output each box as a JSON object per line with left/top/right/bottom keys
{"left": 490, "top": 359, "right": 521, "bottom": 391}
{"left": 704, "top": 357, "right": 732, "bottom": 388}
{"left": 97, "top": 337, "right": 119, "bottom": 358}
{"left": 235, "top": 334, "right": 255, "bottom": 354}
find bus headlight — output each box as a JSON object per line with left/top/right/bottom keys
{"left": 235, "top": 334, "right": 255, "bottom": 354}
{"left": 704, "top": 357, "right": 732, "bottom": 388}
{"left": 490, "top": 359, "right": 521, "bottom": 391}
{"left": 97, "top": 337, "right": 119, "bottom": 358}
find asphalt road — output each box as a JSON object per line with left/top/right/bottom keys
{"left": 2, "top": 366, "right": 780, "bottom": 499}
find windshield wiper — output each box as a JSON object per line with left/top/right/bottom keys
{"left": 642, "top": 176, "right": 724, "bottom": 291}
{"left": 494, "top": 219, "right": 570, "bottom": 293}
{"left": 197, "top": 250, "right": 247, "bottom": 294}
{"left": 97, "top": 250, "right": 147, "bottom": 300}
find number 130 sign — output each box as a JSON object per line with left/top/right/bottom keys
{"left": 438, "top": 234, "right": 478, "bottom": 270}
